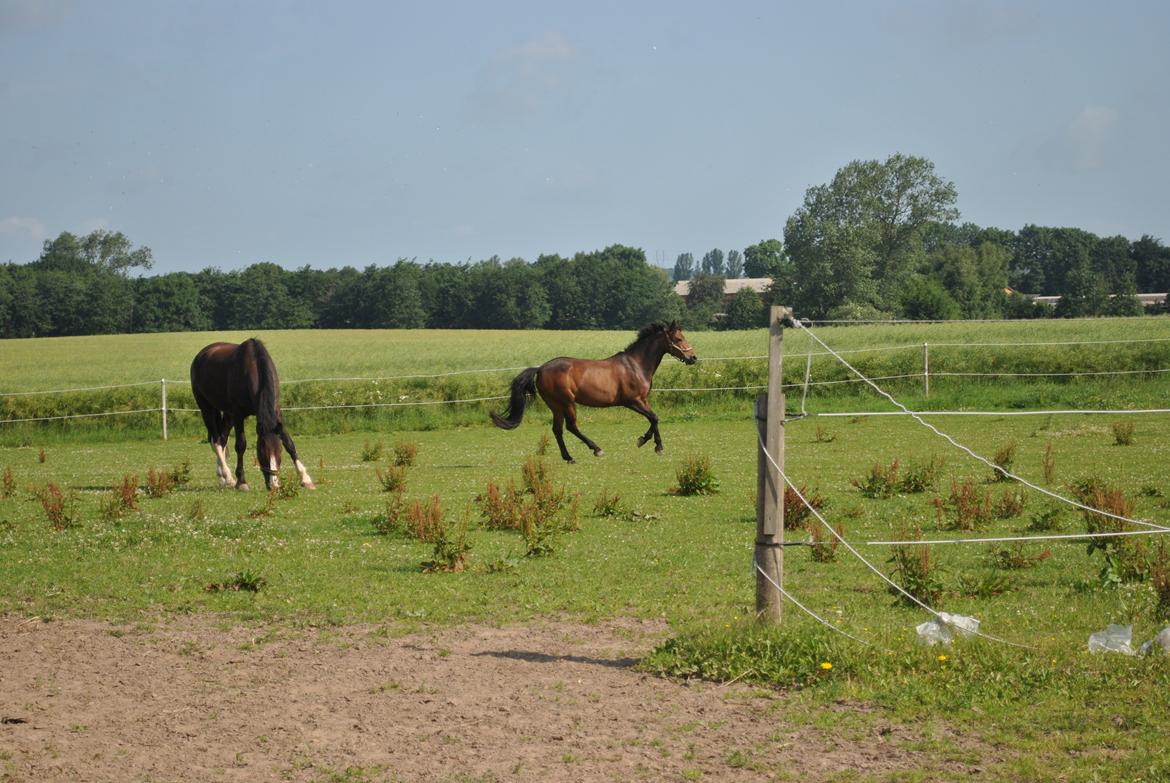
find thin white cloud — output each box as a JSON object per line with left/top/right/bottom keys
{"left": 0, "top": 215, "right": 47, "bottom": 240}
{"left": 468, "top": 31, "right": 580, "bottom": 122}
{"left": 1066, "top": 105, "right": 1118, "bottom": 169}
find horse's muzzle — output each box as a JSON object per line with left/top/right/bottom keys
{"left": 684, "top": 355, "right": 698, "bottom": 365}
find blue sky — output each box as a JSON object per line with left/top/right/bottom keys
{"left": 2, "top": 0, "right": 1168, "bottom": 274}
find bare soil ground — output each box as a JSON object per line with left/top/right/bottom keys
{"left": 0, "top": 615, "right": 988, "bottom": 782}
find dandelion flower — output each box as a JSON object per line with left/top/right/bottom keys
{"left": 937, "top": 655, "right": 947, "bottom": 662}
{"left": 820, "top": 662, "right": 832, "bottom": 670}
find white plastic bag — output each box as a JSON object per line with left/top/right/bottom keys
{"left": 915, "top": 612, "right": 981, "bottom": 646}
{"left": 1138, "top": 626, "right": 1170, "bottom": 656}
{"left": 1088, "top": 624, "right": 1134, "bottom": 655}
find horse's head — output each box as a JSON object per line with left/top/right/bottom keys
{"left": 665, "top": 320, "right": 698, "bottom": 365}
{"left": 256, "top": 428, "right": 284, "bottom": 490}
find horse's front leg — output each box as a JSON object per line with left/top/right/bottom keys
{"left": 625, "top": 401, "right": 663, "bottom": 453}
{"left": 233, "top": 418, "right": 250, "bottom": 491}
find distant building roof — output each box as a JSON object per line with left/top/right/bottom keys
{"left": 673, "top": 277, "right": 771, "bottom": 298}
{"left": 1024, "top": 292, "right": 1167, "bottom": 306}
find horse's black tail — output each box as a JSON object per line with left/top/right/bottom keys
{"left": 245, "top": 338, "right": 282, "bottom": 434}
{"left": 491, "top": 367, "right": 538, "bottom": 430}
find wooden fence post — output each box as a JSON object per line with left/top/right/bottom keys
{"left": 923, "top": 342, "right": 930, "bottom": 399}
{"left": 755, "top": 305, "right": 790, "bottom": 623}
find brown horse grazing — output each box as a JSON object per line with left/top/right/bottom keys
{"left": 491, "top": 320, "right": 698, "bottom": 463}
{"left": 190, "top": 338, "right": 315, "bottom": 491}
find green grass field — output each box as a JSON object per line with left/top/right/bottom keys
{"left": 2, "top": 320, "right": 1170, "bottom": 780}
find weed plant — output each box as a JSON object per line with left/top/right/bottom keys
{"left": 1042, "top": 441, "right": 1056, "bottom": 484}
{"left": 35, "top": 481, "right": 77, "bottom": 530}
{"left": 372, "top": 490, "right": 406, "bottom": 536}
{"left": 1113, "top": 420, "right": 1135, "bottom": 446}
{"left": 360, "top": 440, "right": 384, "bottom": 462}
{"left": 991, "top": 441, "right": 1017, "bottom": 481}
{"left": 784, "top": 483, "right": 825, "bottom": 530}
{"left": 393, "top": 440, "right": 418, "bottom": 467}
{"left": 809, "top": 522, "right": 842, "bottom": 562}
{"left": 853, "top": 458, "right": 899, "bottom": 499}
{"left": 995, "top": 487, "right": 1027, "bottom": 519}
{"left": 204, "top": 570, "right": 267, "bottom": 593}
{"left": 672, "top": 455, "right": 719, "bottom": 496}
{"left": 145, "top": 467, "right": 172, "bottom": 498}
{"left": 375, "top": 464, "right": 408, "bottom": 493}
{"left": 2, "top": 466, "right": 15, "bottom": 498}
{"left": 986, "top": 542, "right": 1052, "bottom": 570}
{"left": 592, "top": 489, "right": 623, "bottom": 518}
{"left": 933, "top": 479, "right": 993, "bottom": 530}
{"left": 886, "top": 529, "right": 943, "bottom": 606}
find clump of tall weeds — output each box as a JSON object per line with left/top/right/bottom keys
{"left": 145, "top": 467, "right": 172, "bottom": 498}
{"left": 1152, "top": 542, "right": 1170, "bottom": 620}
{"left": 360, "top": 440, "right": 384, "bottom": 462}
{"left": 991, "top": 441, "right": 1017, "bottom": 481}
{"left": 372, "top": 489, "right": 406, "bottom": 535}
{"left": 933, "top": 479, "right": 993, "bottom": 530}
{"left": 411, "top": 495, "right": 470, "bottom": 572}
{"left": 672, "top": 454, "right": 720, "bottom": 496}
{"left": 886, "top": 528, "right": 943, "bottom": 606}
{"left": 99, "top": 474, "right": 139, "bottom": 520}
{"left": 784, "top": 483, "right": 825, "bottom": 530}
{"left": 1112, "top": 421, "right": 1135, "bottom": 446}
{"left": 2, "top": 466, "right": 15, "bottom": 498}
{"left": 35, "top": 482, "right": 78, "bottom": 530}
{"left": 1069, "top": 477, "right": 1147, "bottom": 585}
{"left": 1042, "top": 441, "right": 1056, "bottom": 484}
{"left": 393, "top": 440, "right": 418, "bottom": 467}
{"left": 376, "top": 464, "right": 408, "bottom": 493}
{"left": 853, "top": 458, "right": 899, "bottom": 499}
{"left": 809, "top": 522, "right": 842, "bottom": 563}
{"left": 593, "top": 488, "right": 624, "bottom": 518}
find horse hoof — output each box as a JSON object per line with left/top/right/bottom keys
{"left": 236, "top": 483, "right": 250, "bottom": 491}
{"left": 565, "top": 458, "right": 576, "bottom": 465}
{"left": 636, "top": 437, "right": 648, "bottom": 448}
{"left": 303, "top": 482, "right": 317, "bottom": 490}
{"left": 593, "top": 449, "right": 604, "bottom": 457}
{"left": 655, "top": 446, "right": 664, "bottom": 455}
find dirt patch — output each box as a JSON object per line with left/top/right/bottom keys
{"left": 1, "top": 615, "right": 986, "bottom": 782}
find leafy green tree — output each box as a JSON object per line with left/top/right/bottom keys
{"left": 743, "top": 239, "right": 786, "bottom": 278}
{"left": 132, "top": 274, "right": 212, "bottom": 332}
{"left": 221, "top": 262, "right": 315, "bottom": 329}
{"left": 785, "top": 154, "right": 959, "bottom": 317}
{"left": 535, "top": 254, "right": 592, "bottom": 329}
{"left": 925, "top": 242, "right": 1010, "bottom": 318}
{"left": 1054, "top": 261, "right": 1108, "bottom": 317}
{"left": 725, "top": 249, "right": 744, "bottom": 278}
{"left": 1131, "top": 235, "right": 1170, "bottom": 293}
{"left": 672, "top": 253, "right": 695, "bottom": 282}
{"left": 686, "top": 273, "right": 725, "bottom": 329}
{"left": 701, "top": 248, "right": 725, "bottom": 276}
{"left": 722, "top": 286, "right": 764, "bottom": 329}
{"left": 900, "top": 277, "right": 961, "bottom": 320}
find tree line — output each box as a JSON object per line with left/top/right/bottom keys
{"left": 2, "top": 153, "right": 1168, "bottom": 338}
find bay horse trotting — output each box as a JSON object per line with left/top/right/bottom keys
{"left": 491, "top": 320, "right": 698, "bottom": 463}
{"left": 190, "top": 338, "right": 315, "bottom": 491}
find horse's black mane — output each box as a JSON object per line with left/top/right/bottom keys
{"left": 624, "top": 322, "right": 668, "bottom": 353}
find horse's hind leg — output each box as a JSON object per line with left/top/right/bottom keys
{"left": 213, "top": 414, "right": 237, "bottom": 487}
{"left": 550, "top": 410, "right": 574, "bottom": 463}
{"left": 232, "top": 417, "right": 251, "bottom": 491}
{"left": 278, "top": 430, "right": 316, "bottom": 489}
{"left": 564, "top": 404, "right": 603, "bottom": 457}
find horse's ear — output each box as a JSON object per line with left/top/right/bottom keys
{"left": 668, "top": 319, "right": 680, "bottom": 331}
